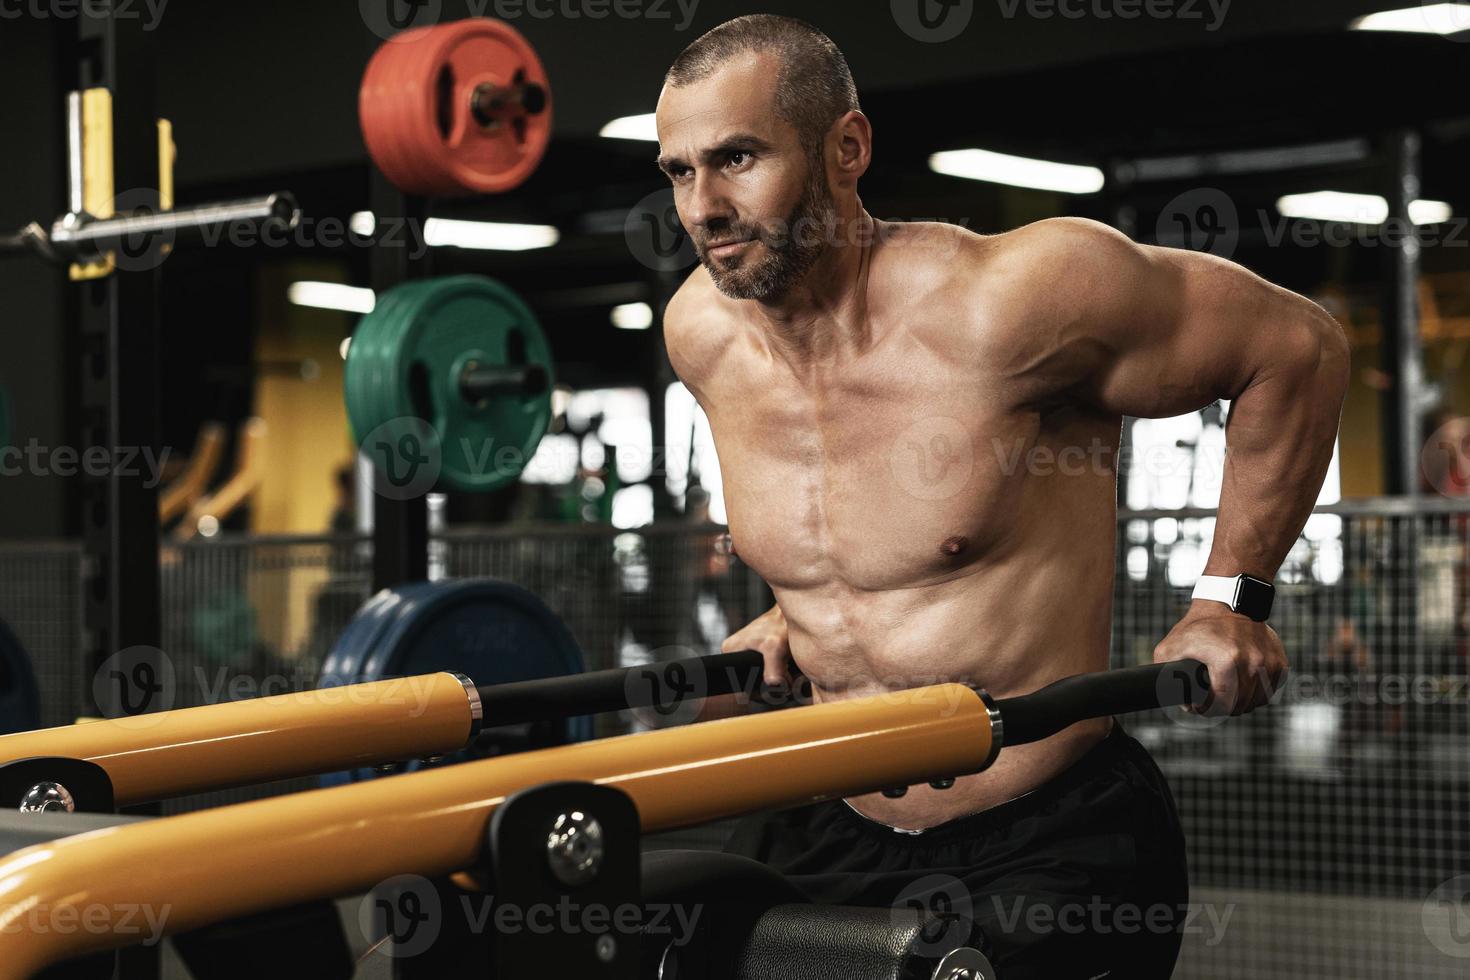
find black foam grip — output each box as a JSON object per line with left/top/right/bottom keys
{"left": 477, "top": 650, "right": 766, "bottom": 726}
{"left": 994, "top": 658, "right": 1210, "bottom": 747}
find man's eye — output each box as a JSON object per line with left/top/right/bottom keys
{"left": 728, "top": 151, "right": 748, "bottom": 167}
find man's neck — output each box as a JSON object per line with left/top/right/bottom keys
{"left": 751, "top": 207, "right": 880, "bottom": 375}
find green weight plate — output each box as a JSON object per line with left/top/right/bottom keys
{"left": 345, "top": 283, "right": 414, "bottom": 447}
{"left": 347, "top": 285, "right": 448, "bottom": 497}
{"left": 347, "top": 275, "right": 553, "bottom": 493}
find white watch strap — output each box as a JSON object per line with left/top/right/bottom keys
{"left": 1192, "top": 575, "right": 1237, "bottom": 608}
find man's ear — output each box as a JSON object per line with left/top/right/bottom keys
{"left": 830, "top": 110, "right": 872, "bottom": 187}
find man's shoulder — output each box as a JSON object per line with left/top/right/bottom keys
{"left": 663, "top": 268, "right": 738, "bottom": 390}
{"left": 978, "top": 217, "right": 1134, "bottom": 293}
{"left": 935, "top": 218, "right": 1139, "bottom": 330}
{"left": 877, "top": 217, "right": 1126, "bottom": 304}
{"left": 874, "top": 218, "right": 1141, "bottom": 387}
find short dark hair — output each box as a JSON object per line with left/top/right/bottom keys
{"left": 665, "top": 15, "right": 860, "bottom": 161}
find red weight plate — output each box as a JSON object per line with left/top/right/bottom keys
{"left": 360, "top": 19, "right": 552, "bottom": 197}
{"left": 360, "top": 23, "right": 446, "bottom": 196}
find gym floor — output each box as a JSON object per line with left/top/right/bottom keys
{"left": 1, "top": 3, "right": 1469, "bottom": 979}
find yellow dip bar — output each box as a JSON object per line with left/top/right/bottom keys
{"left": 0, "top": 674, "right": 477, "bottom": 806}
{"left": 0, "top": 683, "right": 994, "bottom": 979}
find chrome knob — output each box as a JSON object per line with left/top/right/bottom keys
{"left": 19, "top": 782, "right": 76, "bottom": 814}
{"left": 547, "top": 810, "right": 604, "bottom": 886}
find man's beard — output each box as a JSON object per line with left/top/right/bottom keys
{"left": 698, "top": 161, "right": 836, "bottom": 302}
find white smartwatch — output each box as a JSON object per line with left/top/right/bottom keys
{"left": 1191, "top": 574, "right": 1275, "bottom": 622}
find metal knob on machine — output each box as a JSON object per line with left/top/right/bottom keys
{"left": 546, "top": 810, "right": 605, "bottom": 886}
{"left": 19, "top": 782, "right": 76, "bottom": 814}
{"left": 930, "top": 947, "right": 996, "bottom": 980}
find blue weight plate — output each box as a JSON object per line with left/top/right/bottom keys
{"left": 340, "top": 579, "right": 590, "bottom": 783}
{"left": 362, "top": 578, "right": 583, "bottom": 683}
{"left": 0, "top": 618, "right": 40, "bottom": 735}
{"left": 319, "top": 589, "right": 422, "bottom": 787}
{"left": 318, "top": 582, "right": 443, "bottom": 686}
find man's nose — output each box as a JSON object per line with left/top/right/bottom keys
{"left": 682, "top": 172, "right": 733, "bottom": 231}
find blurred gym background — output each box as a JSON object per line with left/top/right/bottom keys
{"left": 2, "top": 2, "right": 1470, "bottom": 977}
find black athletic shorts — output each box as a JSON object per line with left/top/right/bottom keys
{"left": 722, "top": 721, "right": 1188, "bottom": 979}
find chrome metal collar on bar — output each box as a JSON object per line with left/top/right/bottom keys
{"left": 969, "top": 685, "right": 1003, "bottom": 773}
{"left": 450, "top": 672, "right": 484, "bottom": 743}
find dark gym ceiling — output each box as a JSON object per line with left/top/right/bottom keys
{"left": 137, "top": 0, "right": 1449, "bottom": 184}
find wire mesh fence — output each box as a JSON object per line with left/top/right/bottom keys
{"left": 1115, "top": 499, "right": 1470, "bottom": 978}
{"left": 0, "top": 541, "right": 82, "bottom": 730}
{"left": 0, "top": 498, "right": 1467, "bottom": 977}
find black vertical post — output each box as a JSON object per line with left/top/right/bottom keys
{"left": 1377, "top": 130, "right": 1426, "bottom": 729}
{"left": 74, "top": 9, "right": 163, "bottom": 733}
{"left": 368, "top": 170, "right": 430, "bottom": 590}
{"left": 71, "top": 5, "right": 162, "bottom": 980}
{"left": 1378, "top": 129, "right": 1426, "bottom": 497}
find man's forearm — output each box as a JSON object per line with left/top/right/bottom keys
{"left": 1204, "top": 309, "right": 1350, "bottom": 584}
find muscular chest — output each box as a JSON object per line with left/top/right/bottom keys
{"left": 705, "top": 341, "right": 1039, "bottom": 591}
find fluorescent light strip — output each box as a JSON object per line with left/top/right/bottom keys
{"left": 600, "top": 113, "right": 658, "bottom": 141}
{"left": 1350, "top": 4, "right": 1470, "bottom": 35}
{"left": 424, "top": 219, "right": 559, "bottom": 251}
{"left": 1412, "top": 199, "right": 1456, "bottom": 224}
{"left": 349, "top": 212, "right": 559, "bottom": 251}
{"left": 611, "top": 302, "right": 653, "bottom": 330}
{"left": 929, "top": 148, "right": 1105, "bottom": 194}
{"left": 1276, "top": 191, "right": 1454, "bottom": 225}
{"left": 287, "top": 281, "right": 376, "bottom": 314}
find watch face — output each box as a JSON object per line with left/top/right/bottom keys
{"left": 1234, "top": 575, "right": 1275, "bottom": 622}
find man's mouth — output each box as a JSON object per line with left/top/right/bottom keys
{"left": 706, "top": 238, "right": 754, "bottom": 258}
